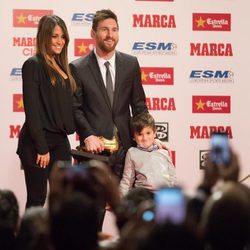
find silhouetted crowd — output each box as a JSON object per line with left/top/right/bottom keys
{"left": 1, "top": 150, "right": 250, "bottom": 250}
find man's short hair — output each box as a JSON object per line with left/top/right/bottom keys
{"left": 92, "top": 9, "right": 119, "bottom": 31}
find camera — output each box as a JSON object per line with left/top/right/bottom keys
{"left": 154, "top": 187, "right": 186, "bottom": 225}
{"left": 210, "top": 132, "right": 231, "bottom": 166}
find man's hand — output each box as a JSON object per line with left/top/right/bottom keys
{"left": 201, "top": 150, "right": 240, "bottom": 190}
{"left": 218, "top": 152, "right": 240, "bottom": 182}
{"left": 84, "top": 135, "right": 104, "bottom": 154}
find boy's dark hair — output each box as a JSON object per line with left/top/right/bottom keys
{"left": 92, "top": 9, "right": 119, "bottom": 31}
{"left": 130, "top": 113, "right": 156, "bottom": 135}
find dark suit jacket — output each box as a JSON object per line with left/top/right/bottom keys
{"left": 70, "top": 50, "right": 148, "bottom": 150}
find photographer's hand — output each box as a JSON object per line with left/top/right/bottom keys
{"left": 218, "top": 151, "right": 240, "bottom": 182}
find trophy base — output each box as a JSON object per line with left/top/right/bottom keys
{"left": 71, "top": 149, "right": 112, "bottom": 165}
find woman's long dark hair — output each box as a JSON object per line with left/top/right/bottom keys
{"left": 36, "top": 15, "right": 76, "bottom": 91}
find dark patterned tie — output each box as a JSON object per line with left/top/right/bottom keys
{"left": 104, "top": 61, "right": 113, "bottom": 106}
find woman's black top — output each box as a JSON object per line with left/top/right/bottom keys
{"left": 17, "top": 55, "right": 75, "bottom": 155}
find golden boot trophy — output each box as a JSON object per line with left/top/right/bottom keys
{"left": 76, "top": 135, "right": 119, "bottom": 154}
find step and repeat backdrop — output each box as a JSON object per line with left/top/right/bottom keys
{"left": 1, "top": 0, "right": 250, "bottom": 211}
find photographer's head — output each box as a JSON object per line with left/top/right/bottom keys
{"left": 200, "top": 182, "right": 250, "bottom": 250}
{"left": 49, "top": 160, "right": 120, "bottom": 212}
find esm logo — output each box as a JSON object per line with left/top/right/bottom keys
{"left": 132, "top": 42, "right": 177, "bottom": 55}
{"left": 190, "top": 70, "right": 234, "bottom": 83}
{"left": 190, "top": 70, "right": 233, "bottom": 79}
{"left": 10, "top": 68, "right": 22, "bottom": 81}
{"left": 71, "top": 13, "right": 94, "bottom": 26}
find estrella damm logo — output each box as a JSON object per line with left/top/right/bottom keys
{"left": 192, "top": 96, "right": 231, "bottom": 113}
{"left": 141, "top": 67, "right": 174, "bottom": 85}
{"left": 193, "top": 13, "right": 231, "bottom": 31}
{"left": 13, "top": 94, "right": 24, "bottom": 112}
{"left": 74, "top": 39, "right": 95, "bottom": 57}
{"left": 13, "top": 9, "right": 53, "bottom": 27}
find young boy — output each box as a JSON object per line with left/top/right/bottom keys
{"left": 119, "top": 113, "right": 177, "bottom": 197}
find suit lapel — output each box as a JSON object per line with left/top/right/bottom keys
{"left": 113, "top": 51, "right": 123, "bottom": 112}
{"left": 87, "top": 51, "right": 112, "bottom": 110}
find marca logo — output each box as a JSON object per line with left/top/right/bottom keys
{"left": 13, "top": 37, "right": 36, "bottom": 47}
{"left": 76, "top": 133, "right": 79, "bottom": 141}
{"left": 171, "top": 150, "right": 176, "bottom": 167}
{"left": 13, "top": 94, "right": 24, "bottom": 112}
{"left": 146, "top": 97, "right": 176, "bottom": 111}
{"left": 141, "top": 67, "right": 174, "bottom": 85}
{"left": 189, "top": 70, "right": 234, "bottom": 84}
{"left": 190, "top": 126, "right": 233, "bottom": 139}
{"left": 9, "top": 125, "right": 21, "bottom": 138}
{"left": 13, "top": 37, "right": 36, "bottom": 56}
{"left": 74, "top": 39, "right": 95, "bottom": 56}
{"left": 132, "top": 42, "right": 177, "bottom": 55}
{"left": 13, "top": 9, "right": 53, "bottom": 27}
{"left": 190, "top": 43, "right": 233, "bottom": 56}
{"left": 71, "top": 13, "right": 94, "bottom": 26}
{"left": 133, "top": 14, "right": 176, "bottom": 28}
{"left": 156, "top": 122, "right": 169, "bottom": 141}
{"left": 200, "top": 150, "right": 210, "bottom": 169}
{"left": 193, "top": 13, "right": 231, "bottom": 31}
{"left": 192, "top": 96, "right": 230, "bottom": 113}
{"left": 10, "top": 68, "right": 22, "bottom": 81}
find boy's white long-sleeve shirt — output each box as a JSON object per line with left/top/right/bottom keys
{"left": 119, "top": 147, "right": 177, "bottom": 197}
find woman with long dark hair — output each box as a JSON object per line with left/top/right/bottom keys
{"left": 17, "top": 15, "right": 76, "bottom": 208}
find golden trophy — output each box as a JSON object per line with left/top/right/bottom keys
{"left": 98, "top": 135, "right": 119, "bottom": 152}
{"left": 72, "top": 136, "right": 119, "bottom": 165}
{"left": 76, "top": 135, "right": 119, "bottom": 154}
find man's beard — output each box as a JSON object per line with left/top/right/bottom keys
{"left": 97, "top": 39, "right": 118, "bottom": 53}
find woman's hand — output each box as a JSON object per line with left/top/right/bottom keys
{"left": 36, "top": 152, "right": 50, "bottom": 168}
{"left": 154, "top": 138, "right": 172, "bottom": 157}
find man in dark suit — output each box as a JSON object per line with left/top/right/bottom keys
{"left": 70, "top": 9, "right": 148, "bottom": 178}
